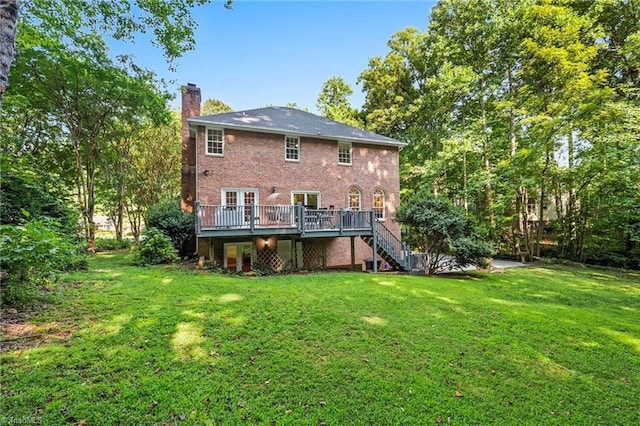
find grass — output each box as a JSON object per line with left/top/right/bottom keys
{"left": 1, "top": 252, "right": 639, "bottom": 425}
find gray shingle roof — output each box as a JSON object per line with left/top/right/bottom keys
{"left": 187, "top": 106, "right": 405, "bottom": 147}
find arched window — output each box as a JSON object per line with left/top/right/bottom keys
{"left": 348, "top": 187, "right": 361, "bottom": 210}
{"left": 373, "top": 187, "right": 385, "bottom": 220}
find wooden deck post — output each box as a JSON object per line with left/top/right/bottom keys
{"left": 194, "top": 201, "right": 201, "bottom": 234}
{"left": 350, "top": 236, "right": 355, "bottom": 271}
{"left": 372, "top": 211, "right": 378, "bottom": 273}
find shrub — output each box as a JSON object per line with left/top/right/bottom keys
{"left": 95, "top": 237, "right": 132, "bottom": 252}
{"left": 397, "top": 194, "right": 495, "bottom": 275}
{"left": 146, "top": 200, "right": 194, "bottom": 256}
{"left": 0, "top": 219, "right": 86, "bottom": 307}
{"left": 133, "top": 227, "right": 179, "bottom": 266}
{"left": 0, "top": 159, "right": 80, "bottom": 236}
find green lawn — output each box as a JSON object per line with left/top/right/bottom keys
{"left": 2, "top": 252, "right": 639, "bottom": 425}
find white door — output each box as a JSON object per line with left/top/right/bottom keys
{"left": 222, "top": 188, "right": 258, "bottom": 224}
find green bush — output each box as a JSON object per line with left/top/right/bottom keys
{"left": 0, "top": 219, "right": 86, "bottom": 307}
{"left": 133, "top": 227, "right": 179, "bottom": 266}
{"left": 0, "top": 159, "right": 80, "bottom": 236}
{"left": 397, "top": 194, "right": 495, "bottom": 274}
{"left": 95, "top": 237, "right": 132, "bottom": 252}
{"left": 146, "top": 200, "right": 194, "bottom": 256}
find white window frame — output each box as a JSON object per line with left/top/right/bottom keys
{"left": 224, "top": 242, "right": 253, "bottom": 272}
{"left": 348, "top": 187, "right": 362, "bottom": 210}
{"left": 291, "top": 191, "right": 321, "bottom": 209}
{"left": 373, "top": 187, "right": 386, "bottom": 221}
{"left": 221, "top": 188, "right": 259, "bottom": 223}
{"left": 221, "top": 188, "right": 259, "bottom": 207}
{"left": 285, "top": 135, "right": 300, "bottom": 162}
{"left": 206, "top": 127, "right": 224, "bottom": 156}
{"left": 338, "top": 141, "right": 352, "bottom": 166}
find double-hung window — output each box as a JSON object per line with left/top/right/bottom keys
{"left": 338, "top": 142, "right": 352, "bottom": 165}
{"left": 285, "top": 136, "right": 300, "bottom": 161}
{"left": 206, "top": 128, "right": 224, "bottom": 156}
{"left": 373, "top": 188, "right": 386, "bottom": 220}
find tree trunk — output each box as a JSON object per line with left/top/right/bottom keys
{"left": 86, "top": 162, "right": 96, "bottom": 252}
{"left": 552, "top": 169, "right": 565, "bottom": 256}
{"left": 115, "top": 160, "right": 126, "bottom": 240}
{"left": 566, "top": 128, "right": 577, "bottom": 259}
{"left": 462, "top": 150, "right": 468, "bottom": 213}
{"left": 535, "top": 147, "right": 552, "bottom": 258}
{"left": 481, "top": 96, "right": 494, "bottom": 232}
{"left": 125, "top": 197, "right": 143, "bottom": 242}
{"left": 72, "top": 138, "right": 89, "bottom": 241}
{"left": 507, "top": 66, "right": 521, "bottom": 256}
{"left": 520, "top": 187, "right": 535, "bottom": 256}
{"left": 0, "top": 0, "right": 19, "bottom": 111}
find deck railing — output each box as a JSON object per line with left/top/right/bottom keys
{"left": 374, "top": 220, "right": 411, "bottom": 270}
{"left": 196, "top": 202, "right": 373, "bottom": 234}
{"left": 195, "top": 202, "right": 411, "bottom": 271}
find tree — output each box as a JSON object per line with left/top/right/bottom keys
{"left": 358, "top": 27, "right": 426, "bottom": 139}
{"left": 0, "top": 153, "right": 78, "bottom": 234}
{"left": 284, "top": 102, "right": 309, "bottom": 111}
{"left": 202, "top": 98, "right": 233, "bottom": 115}
{"left": 21, "top": 0, "right": 232, "bottom": 64}
{"left": 0, "top": 0, "right": 18, "bottom": 110}
{"left": 0, "top": 154, "right": 85, "bottom": 307}
{"left": 397, "top": 193, "right": 494, "bottom": 275}
{"left": 360, "top": 0, "right": 639, "bottom": 269}
{"left": 1, "top": 0, "right": 233, "bottom": 111}
{"left": 96, "top": 109, "right": 181, "bottom": 241}
{"left": 125, "top": 113, "right": 182, "bottom": 240}
{"left": 316, "top": 76, "right": 363, "bottom": 127}
{"left": 9, "top": 26, "right": 170, "bottom": 251}
{"left": 516, "top": 1, "right": 608, "bottom": 257}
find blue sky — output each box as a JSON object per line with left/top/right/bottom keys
{"left": 110, "top": 1, "right": 436, "bottom": 114}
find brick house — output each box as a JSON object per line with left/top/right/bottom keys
{"left": 181, "top": 83, "right": 409, "bottom": 272}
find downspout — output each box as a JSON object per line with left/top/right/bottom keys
{"left": 195, "top": 125, "right": 199, "bottom": 256}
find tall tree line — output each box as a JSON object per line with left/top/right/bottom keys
{"left": 351, "top": 0, "right": 639, "bottom": 267}
{"left": 0, "top": 0, "right": 230, "bottom": 250}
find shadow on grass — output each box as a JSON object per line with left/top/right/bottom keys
{"left": 1, "top": 253, "right": 639, "bottom": 424}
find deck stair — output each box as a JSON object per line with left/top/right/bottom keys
{"left": 361, "top": 220, "right": 410, "bottom": 271}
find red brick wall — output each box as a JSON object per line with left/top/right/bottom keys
{"left": 181, "top": 85, "right": 201, "bottom": 213}
{"left": 195, "top": 127, "right": 402, "bottom": 268}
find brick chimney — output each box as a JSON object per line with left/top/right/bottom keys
{"left": 181, "top": 83, "right": 201, "bottom": 214}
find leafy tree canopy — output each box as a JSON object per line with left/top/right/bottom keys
{"left": 21, "top": 0, "right": 232, "bottom": 64}
{"left": 202, "top": 98, "right": 233, "bottom": 115}
{"left": 317, "top": 76, "right": 363, "bottom": 128}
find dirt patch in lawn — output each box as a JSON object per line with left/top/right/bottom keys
{"left": 1, "top": 308, "right": 76, "bottom": 353}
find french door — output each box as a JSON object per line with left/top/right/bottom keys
{"left": 222, "top": 188, "right": 258, "bottom": 223}
{"left": 224, "top": 242, "right": 253, "bottom": 272}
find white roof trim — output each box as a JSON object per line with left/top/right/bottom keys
{"left": 187, "top": 118, "right": 406, "bottom": 147}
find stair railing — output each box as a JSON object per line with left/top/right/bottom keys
{"left": 372, "top": 218, "right": 410, "bottom": 270}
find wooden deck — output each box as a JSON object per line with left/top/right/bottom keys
{"left": 195, "top": 203, "right": 376, "bottom": 238}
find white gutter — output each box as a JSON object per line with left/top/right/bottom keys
{"left": 187, "top": 118, "right": 407, "bottom": 148}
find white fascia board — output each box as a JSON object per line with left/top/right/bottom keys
{"left": 187, "top": 118, "right": 407, "bottom": 148}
